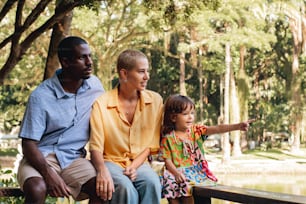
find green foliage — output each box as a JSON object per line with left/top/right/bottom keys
{"left": 0, "top": 148, "right": 18, "bottom": 157}
{"left": 0, "top": 0, "right": 305, "bottom": 145}
{"left": 0, "top": 54, "right": 43, "bottom": 133}
{"left": 0, "top": 32, "right": 46, "bottom": 133}
{"left": 299, "top": 55, "right": 306, "bottom": 100}
{"left": 0, "top": 169, "right": 23, "bottom": 203}
{"left": 148, "top": 47, "right": 180, "bottom": 98}
{"left": 0, "top": 167, "right": 57, "bottom": 203}
{"left": 0, "top": 85, "right": 27, "bottom": 133}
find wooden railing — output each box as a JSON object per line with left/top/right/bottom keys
{"left": 2, "top": 185, "right": 306, "bottom": 204}
{"left": 193, "top": 184, "right": 306, "bottom": 204}
{"left": 0, "top": 187, "right": 23, "bottom": 197}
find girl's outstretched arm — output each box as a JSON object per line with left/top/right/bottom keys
{"left": 205, "top": 119, "right": 255, "bottom": 135}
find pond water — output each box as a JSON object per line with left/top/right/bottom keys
{"left": 212, "top": 174, "right": 306, "bottom": 204}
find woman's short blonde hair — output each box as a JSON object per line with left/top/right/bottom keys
{"left": 116, "top": 49, "right": 147, "bottom": 73}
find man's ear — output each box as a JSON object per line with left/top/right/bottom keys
{"left": 60, "top": 57, "right": 70, "bottom": 68}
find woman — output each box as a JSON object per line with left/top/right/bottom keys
{"left": 89, "top": 49, "right": 163, "bottom": 204}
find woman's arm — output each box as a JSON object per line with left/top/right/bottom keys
{"left": 90, "top": 150, "right": 114, "bottom": 201}
{"left": 131, "top": 148, "right": 151, "bottom": 169}
{"left": 123, "top": 148, "right": 150, "bottom": 181}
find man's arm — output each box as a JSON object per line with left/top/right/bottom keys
{"left": 22, "top": 138, "right": 70, "bottom": 197}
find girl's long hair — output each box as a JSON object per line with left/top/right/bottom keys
{"left": 162, "top": 94, "right": 195, "bottom": 135}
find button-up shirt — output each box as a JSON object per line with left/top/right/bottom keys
{"left": 89, "top": 87, "right": 163, "bottom": 168}
{"left": 19, "top": 69, "right": 104, "bottom": 168}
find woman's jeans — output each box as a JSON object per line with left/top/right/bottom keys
{"left": 104, "top": 161, "right": 161, "bottom": 204}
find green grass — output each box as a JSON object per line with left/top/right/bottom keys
{"left": 244, "top": 148, "right": 306, "bottom": 160}
{"left": 206, "top": 147, "right": 306, "bottom": 161}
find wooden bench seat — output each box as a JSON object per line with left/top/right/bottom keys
{"left": 193, "top": 184, "right": 306, "bottom": 204}
{"left": 2, "top": 184, "right": 306, "bottom": 204}
{"left": 0, "top": 187, "right": 23, "bottom": 197}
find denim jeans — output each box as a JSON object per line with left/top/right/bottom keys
{"left": 105, "top": 161, "right": 161, "bottom": 204}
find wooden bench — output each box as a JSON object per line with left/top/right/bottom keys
{"left": 2, "top": 185, "right": 306, "bottom": 204}
{"left": 0, "top": 187, "right": 23, "bottom": 197}
{"left": 193, "top": 184, "right": 306, "bottom": 204}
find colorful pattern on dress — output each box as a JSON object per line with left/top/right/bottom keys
{"left": 160, "top": 125, "right": 218, "bottom": 199}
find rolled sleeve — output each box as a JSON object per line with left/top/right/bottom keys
{"left": 89, "top": 100, "right": 105, "bottom": 153}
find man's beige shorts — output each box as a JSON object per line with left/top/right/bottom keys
{"left": 17, "top": 154, "right": 96, "bottom": 201}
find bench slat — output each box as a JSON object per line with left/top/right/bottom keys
{"left": 0, "top": 187, "right": 24, "bottom": 197}
{"left": 193, "top": 185, "right": 306, "bottom": 204}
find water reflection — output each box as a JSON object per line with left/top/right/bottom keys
{"left": 212, "top": 174, "right": 306, "bottom": 204}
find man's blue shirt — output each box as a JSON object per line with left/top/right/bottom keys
{"left": 19, "top": 70, "right": 104, "bottom": 168}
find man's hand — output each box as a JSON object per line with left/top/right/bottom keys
{"left": 45, "top": 167, "right": 71, "bottom": 198}
{"left": 22, "top": 139, "right": 71, "bottom": 198}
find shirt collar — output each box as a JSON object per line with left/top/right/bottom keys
{"left": 107, "top": 86, "right": 153, "bottom": 111}
{"left": 53, "top": 69, "right": 90, "bottom": 99}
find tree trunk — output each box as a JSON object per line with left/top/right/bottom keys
{"left": 237, "top": 45, "right": 250, "bottom": 151}
{"left": 198, "top": 60, "right": 204, "bottom": 122}
{"left": 230, "top": 71, "right": 242, "bottom": 157}
{"left": 302, "top": 109, "right": 306, "bottom": 143}
{"left": 222, "top": 43, "right": 231, "bottom": 164}
{"left": 197, "top": 46, "right": 207, "bottom": 122}
{"left": 288, "top": 8, "right": 303, "bottom": 154}
{"left": 179, "top": 51, "right": 187, "bottom": 96}
{"left": 44, "top": 5, "right": 73, "bottom": 80}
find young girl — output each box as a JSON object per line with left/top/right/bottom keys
{"left": 160, "top": 94, "right": 254, "bottom": 204}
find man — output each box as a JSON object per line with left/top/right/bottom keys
{"left": 17, "top": 36, "right": 104, "bottom": 204}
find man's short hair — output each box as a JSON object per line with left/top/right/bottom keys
{"left": 57, "top": 36, "right": 88, "bottom": 59}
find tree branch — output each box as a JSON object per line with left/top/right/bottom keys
{"left": 20, "top": 1, "right": 81, "bottom": 54}
{"left": 22, "top": 0, "right": 51, "bottom": 30}
{"left": 0, "top": 0, "right": 18, "bottom": 22}
{"left": 0, "top": 0, "right": 82, "bottom": 84}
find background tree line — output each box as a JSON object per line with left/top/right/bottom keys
{"left": 0, "top": 0, "right": 305, "bottom": 161}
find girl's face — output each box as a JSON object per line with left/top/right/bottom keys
{"left": 125, "top": 57, "right": 150, "bottom": 91}
{"left": 172, "top": 105, "right": 195, "bottom": 132}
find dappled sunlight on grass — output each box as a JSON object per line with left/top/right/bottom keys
{"left": 243, "top": 148, "right": 306, "bottom": 160}
{"left": 205, "top": 147, "right": 306, "bottom": 161}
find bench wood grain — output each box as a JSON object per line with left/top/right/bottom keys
{"left": 193, "top": 184, "right": 306, "bottom": 204}
{"left": 0, "top": 187, "right": 23, "bottom": 197}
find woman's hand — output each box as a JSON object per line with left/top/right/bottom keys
{"left": 96, "top": 167, "right": 114, "bottom": 201}
{"left": 123, "top": 166, "right": 137, "bottom": 181}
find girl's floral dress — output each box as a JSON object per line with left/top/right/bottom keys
{"left": 160, "top": 124, "right": 217, "bottom": 199}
